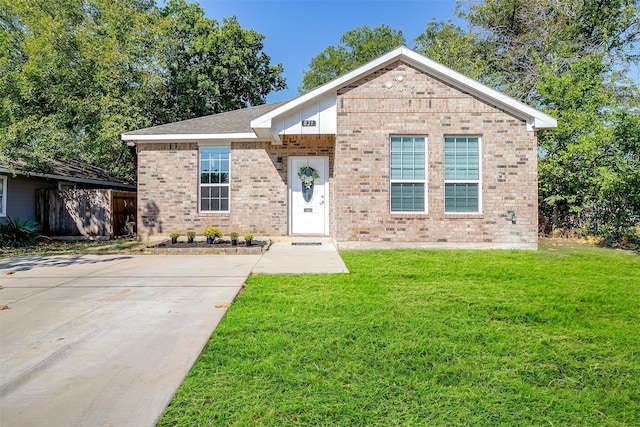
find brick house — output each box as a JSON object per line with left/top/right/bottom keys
{"left": 122, "top": 46, "right": 556, "bottom": 249}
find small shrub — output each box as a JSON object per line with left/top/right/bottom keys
{"left": 169, "top": 231, "right": 180, "bottom": 238}
{"left": 244, "top": 233, "right": 254, "bottom": 241}
{"left": 203, "top": 226, "right": 222, "bottom": 239}
{"left": 187, "top": 231, "right": 196, "bottom": 239}
{"left": 0, "top": 217, "right": 40, "bottom": 248}
{"left": 229, "top": 232, "right": 239, "bottom": 240}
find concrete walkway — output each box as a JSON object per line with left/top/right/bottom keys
{"left": 252, "top": 241, "right": 349, "bottom": 274}
{"left": 0, "top": 242, "right": 347, "bottom": 426}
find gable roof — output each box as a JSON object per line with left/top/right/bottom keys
{"left": 122, "top": 46, "right": 556, "bottom": 143}
{"left": 251, "top": 46, "right": 556, "bottom": 135}
{"left": 0, "top": 157, "right": 135, "bottom": 189}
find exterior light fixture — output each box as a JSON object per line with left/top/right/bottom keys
{"left": 507, "top": 211, "right": 517, "bottom": 224}
{"left": 276, "top": 156, "right": 283, "bottom": 170}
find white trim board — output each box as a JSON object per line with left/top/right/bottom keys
{"left": 121, "top": 132, "right": 260, "bottom": 142}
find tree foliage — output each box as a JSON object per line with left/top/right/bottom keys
{"left": 419, "top": 0, "right": 640, "bottom": 102}
{"left": 0, "top": 0, "right": 285, "bottom": 180}
{"left": 157, "top": 0, "right": 285, "bottom": 122}
{"left": 414, "top": 20, "right": 491, "bottom": 81}
{"left": 0, "top": 0, "right": 163, "bottom": 178}
{"left": 537, "top": 53, "right": 640, "bottom": 236}
{"left": 417, "top": 0, "right": 640, "bottom": 239}
{"left": 299, "top": 24, "right": 405, "bottom": 93}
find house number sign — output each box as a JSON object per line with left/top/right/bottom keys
{"left": 301, "top": 120, "right": 316, "bottom": 127}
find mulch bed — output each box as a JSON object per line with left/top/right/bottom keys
{"left": 145, "top": 239, "right": 270, "bottom": 254}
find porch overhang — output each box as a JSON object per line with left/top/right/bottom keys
{"left": 251, "top": 95, "right": 337, "bottom": 145}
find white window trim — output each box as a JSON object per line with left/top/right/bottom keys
{"left": 389, "top": 135, "right": 428, "bottom": 214}
{"left": 198, "top": 143, "right": 231, "bottom": 213}
{"left": 0, "top": 175, "right": 6, "bottom": 217}
{"left": 444, "top": 135, "right": 482, "bottom": 214}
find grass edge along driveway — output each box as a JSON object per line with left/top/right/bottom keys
{"left": 160, "top": 245, "right": 639, "bottom": 426}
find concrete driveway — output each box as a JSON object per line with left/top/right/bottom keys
{"left": 0, "top": 254, "right": 260, "bottom": 427}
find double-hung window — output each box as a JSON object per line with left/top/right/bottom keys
{"left": 199, "top": 146, "right": 230, "bottom": 212}
{"left": 0, "top": 175, "right": 6, "bottom": 217}
{"left": 390, "top": 136, "right": 426, "bottom": 212}
{"left": 444, "top": 136, "right": 481, "bottom": 213}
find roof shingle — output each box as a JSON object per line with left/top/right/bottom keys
{"left": 122, "top": 101, "right": 289, "bottom": 136}
{"left": 0, "top": 157, "right": 134, "bottom": 187}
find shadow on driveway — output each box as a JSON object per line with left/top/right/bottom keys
{"left": 0, "top": 255, "right": 134, "bottom": 273}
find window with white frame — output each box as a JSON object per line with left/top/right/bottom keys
{"left": 199, "top": 146, "right": 230, "bottom": 212}
{"left": 0, "top": 175, "right": 7, "bottom": 217}
{"left": 444, "top": 136, "right": 481, "bottom": 213}
{"left": 390, "top": 136, "right": 427, "bottom": 212}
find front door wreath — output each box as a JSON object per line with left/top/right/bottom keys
{"left": 298, "top": 166, "right": 319, "bottom": 202}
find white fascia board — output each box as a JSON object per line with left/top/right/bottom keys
{"left": 531, "top": 115, "right": 558, "bottom": 129}
{"left": 251, "top": 45, "right": 557, "bottom": 132}
{"left": 252, "top": 127, "right": 274, "bottom": 139}
{"left": 120, "top": 132, "right": 260, "bottom": 142}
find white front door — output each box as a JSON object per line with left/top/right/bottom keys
{"left": 289, "top": 156, "right": 328, "bottom": 235}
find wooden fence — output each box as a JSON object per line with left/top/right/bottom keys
{"left": 112, "top": 191, "right": 137, "bottom": 236}
{"left": 36, "top": 189, "right": 136, "bottom": 237}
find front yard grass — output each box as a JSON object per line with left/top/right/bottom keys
{"left": 161, "top": 244, "right": 638, "bottom": 426}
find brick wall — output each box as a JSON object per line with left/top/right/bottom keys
{"left": 136, "top": 138, "right": 334, "bottom": 240}
{"left": 333, "top": 61, "right": 539, "bottom": 247}
{"left": 137, "top": 143, "right": 198, "bottom": 240}
{"left": 136, "top": 60, "right": 539, "bottom": 247}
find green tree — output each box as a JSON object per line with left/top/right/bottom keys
{"left": 419, "top": 0, "right": 639, "bottom": 102}
{"left": 457, "top": 0, "right": 640, "bottom": 103}
{"left": 414, "top": 0, "right": 640, "bottom": 239}
{"left": 0, "top": 0, "right": 166, "bottom": 179}
{"left": 299, "top": 24, "right": 405, "bottom": 93}
{"left": 157, "top": 0, "right": 286, "bottom": 122}
{"left": 537, "top": 54, "right": 640, "bottom": 236}
{"left": 0, "top": 0, "right": 286, "bottom": 180}
{"left": 414, "top": 20, "right": 491, "bottom": 81}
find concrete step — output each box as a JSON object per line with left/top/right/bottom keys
{"left": 268, "top": 236, "right": 334, "bottom": 244}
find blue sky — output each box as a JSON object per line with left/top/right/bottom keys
{"left": 197, "top": 0, "right": 462, "bottom": 102}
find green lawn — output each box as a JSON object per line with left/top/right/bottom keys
{"left": 159, "top": 244, "right": 639, "bottom": 426}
